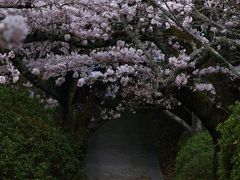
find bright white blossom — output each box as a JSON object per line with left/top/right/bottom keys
{"left": 0, "top": 76, "right": 6, "bottom": 84}
{"left": 175, "top": 73, "right": 188, "bottom": 87}
{"left": 55, "top": 77, "right": 66, "bottom": 86}
{"left": 64, "top": 34, "right": 71, "bottom": 41}
{"left": 31, "top": 68, "right": 40, "bottom": 75}
{"left": 77, "top": 78, "right": 86, "bottom": 87}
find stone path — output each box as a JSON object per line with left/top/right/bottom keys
{"left": 86, "top": 111, "right": 164, "bottom": 180}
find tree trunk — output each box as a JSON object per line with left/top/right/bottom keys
{"left": 57, "top": 71, "right": 78, "bottom": 133}
{"left": 213, "top": 139, "right": 220, "bottom": 180}
{"left": 59, "top": 102, "right": 75, "bottom": 133}
{"left": 176, "top": 88, "right": 227, "bottom": 179}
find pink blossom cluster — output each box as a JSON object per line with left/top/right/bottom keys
{"left": 194, "top": 83, "right": 216, "bottom": 95}
{"left": 175, "top": 73, "right": 188, "bottom": 87}
{"left": 0, "top": 51, "right": 20, "bottom": 84}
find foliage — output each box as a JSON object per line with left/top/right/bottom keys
{"left": 175, "top": 131, "right": 214, "bottom": 180}
{"left": 217, "top": 101, "right": 240, "bottom": 180}
{"left": 0, "top": 86, "right": 84, "bottom": 179}
{"left": 175, "top": 102, "right": 240, "bottom": 180}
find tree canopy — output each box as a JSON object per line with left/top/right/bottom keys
{"left": 0, "top": 0, "right": 239, "bottom": 125}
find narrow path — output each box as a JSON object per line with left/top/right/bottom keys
{"left": 86, "top": 111, "right": 164, "bottom": 180}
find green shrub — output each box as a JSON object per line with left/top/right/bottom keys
{"left": 175, "top": 102, "right": 240, "bottom": 180}
{"left": 217, "top": 101, "right": 240, "bottom": 180}
{"left": 0, "top": 86, "right": 83, "bottom": 179}
{"left": 175, "top": 131, "right": 214, "bottom": 180}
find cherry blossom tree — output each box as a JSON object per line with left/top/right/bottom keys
{"left": 0, "top": 0, "right": 239, "bottom": 147}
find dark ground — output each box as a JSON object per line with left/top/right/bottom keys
{"left": 86, "top": 111, "right": 164, "bottom": 180}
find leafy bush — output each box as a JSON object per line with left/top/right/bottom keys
{"left": 0, "top": 86, "right": 83, "bottom": 179}
{"left": 175, "top": 131, "right": 214, "bottom": 180}
{"left": 175, "top": 102, "right": 240, "bottom": 180}
{"left": 217, "top": 101, "right": 240, "bottom": 180}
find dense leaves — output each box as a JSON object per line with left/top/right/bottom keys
{"left": 175, "top": 131, "right": 214, "bottom": 180}
{"left": 217, "top": 102, "right": 240, "bottom": 180}
{"left": 175, "top": 101, "right": 240, "bottom": 180}
{"left": 0, "top": 86, "right": 83, "bottom": 179}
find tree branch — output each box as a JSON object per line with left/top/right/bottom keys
{"left": 164, "top": 110, "right": 193, "bottom": 132}
{"left": 149, "top": 0, "right": 240, "bottom": 78}
{"left": 193, "top": 10, "right": 240, "bottom": 39}
{"left": 0, "top": 4, "right": 33, "bottom": 9}
{"left": 11, "top": 56, "right": 61, "bottom": 100}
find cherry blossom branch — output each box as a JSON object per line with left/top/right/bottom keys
{"left": 213, "top": 37, "right": 240, "bottom": 48}
{"left": 25, "top": 30, "right": 131, "bottom": 50}
{"left": 149, "top": 0, "right": 240, "bottom": 78}
{"left": 123, "top": 23, "right": 163, "bottom": 81}
{"left": 205, "top": 46, "right": 240, "bottom": 76}
{"left": 0, "top": 4, "right": 33, "bottom": 9}
{"left": 192, "top": 10, "right": 240, "bottom": 39}
{"left": 11, "top": 56, "right": 61, "bottom": 100}
{"left": 0, "top": 1, "right": 74, "bottom": 9}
